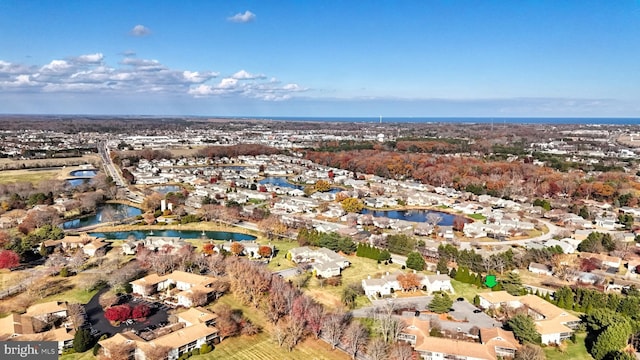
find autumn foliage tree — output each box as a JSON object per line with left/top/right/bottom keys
{"left": 104, "top": 304, "right": 132, "bottom": 322}
{"left": 132, "top": 304, "right": 150, "bottom": 319}
{"left": 258, "top": 245, "right": 272, "bottom": 258}
{"left": 202, "top": 243, "right": 216, "bottom": 255}
{"left": 0, "top": 250, "right": 20, "bottom": 269}
{"left": 397, "top": 273, "right": 422, "bottom": 292}
{"left": 341, "top": 197, "right": 364, "bottom": 213}
{"left": 230, "top": 242, "right": 244, "bottom": 256}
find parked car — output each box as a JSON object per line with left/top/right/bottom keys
{"left": 473, "top": 309, "right": 482, "bottom": 314}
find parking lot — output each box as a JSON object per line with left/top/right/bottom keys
{"left": 84, "top": 289, "right": 170, "bottom": 337}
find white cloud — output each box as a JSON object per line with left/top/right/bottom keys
{"left": 0, "top": 56, "right": 307, "bottom": 101}
{"left": 232, "top": 70, "right": 265, "bottom": 80}
{"left": 74, "top": 53, "right": 104, "bottom": 64}
{"left": 40, "top": 60, "right": 73, "bottom": 73}
{"left": 130, "top": 24, "right": 151, "bottom": 36}
{"left": 228, "top": 10, "right": 256, "bottom": 23}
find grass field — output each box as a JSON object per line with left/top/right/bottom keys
{"left": 450, "top": 279, "right": 483, "bottom": 302}
{"left": 467, "top": 213, "right": 487, "bottom": 221}
{"left": 544, "top": 333, "right": 591, "bottom": 360}
{"left": 0, "top": 169, "right": 61, "bottom": 184}
{"left": 60, "top": 351, "right": 97, "bottom": 360}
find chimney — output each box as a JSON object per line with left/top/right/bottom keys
{"left": 436, "top": 271, "right": 440, "bottom": 275}
{"left": 367, "top": 275, "right": 371, "bottom": 279}
{"left": 413, "top": 270, "right": 416, "bottom": 274}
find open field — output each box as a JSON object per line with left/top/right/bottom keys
{"left": 451, "top": 279, "right": 482, "bottom": 302}
{"left": 0, "top": 155, "right": 99, "bottom": 170}
{"left": 0, "top": 157, "right": 100, "bottom": 184}
{"left": 0, "top": 169, "right": 61, "bottom": 184}
{"left": 60, "top": 351, "right": 97, "bottom": 360}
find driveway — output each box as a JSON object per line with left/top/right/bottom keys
{"left": 84, "top": 288, "right": 169, "bottom": 337}
{"left": 352, "top": 296, "right": 501, "bottom": 334}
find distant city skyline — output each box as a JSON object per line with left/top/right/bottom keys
{"left": 1, "top": 1, "right": 639, "bottom": 117}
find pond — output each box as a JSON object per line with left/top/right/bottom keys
{"left": 69, "top": 169, "right": 98, "bottom": 177}
{"left": 91, "top": 229, "right": 256, "bottom": 241}
{"left": 152, "top": 185, "right": 182, "bottom": 194}
{"left": 66, "top": 178, "right": 90, "bottom": 187}
{"left": 361, "top": 208, "right": 459, "bottom": 225}
{"left": 62, "top": 204, "right": 143, "bottom": 229}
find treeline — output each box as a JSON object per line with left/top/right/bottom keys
{"left": 197, "top": 144, "right": 281, "bottom": 158}
{"left": 296, "top": 229, "right": 356, "bottom": 254}
{"left": 356, "top": 244, "right": 391, "bottom": 262}
{"left": 305, "top": 149, "right": 640, "bottom": 203}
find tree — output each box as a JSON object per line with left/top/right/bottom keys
{"left": 507, "top": 314, "right": 541, "bottom": 344}
{"left": 428, "top": 293, "right": 452, "bottom": 314}
{"left": 389, "top": 342, "right": 414, "bottom": 360}
{"left": 258, "top": 245, "right": 273, "bottom": 258}
{"left": 342, "top": 321, "right": 368, "bottom": 359}
{"left": 591, "top": 321, "right": 633, "bottom": 360}
{"left": 515, "top": 343, "right": 545, "bottom": 360}
{"left": 436, "top": 257, "right": 448, "bottom": 274}
{"left": 132, "top": 304, "right": 150, "bottom": 319}
{"left": 143, "top": 345, "right": 171, "bottom": 360}
{"left": 397, "top": 273, "right": 421, "bottom": 292}
{"left": 230, "top": 242, "right": 244, "bottom": 256}
{"left": 405, "top": 252, "right": 425, "bottom": 271}
{"left": 104, "top": 304, "right": 132, "bottom": 323}
{"left": 367, "top": 338, "right": 389, "bottom": 360}
{"left": 0, "top": 250, "right": 19, "bottom": 269}
{"left": 314, "top": 180, "right": 331, "bottom": 192}
{"left": 341, "top": 197, "right": 364, "bottom": 213}
{"left": 322, "top": 312, "right": 348, "bottom": 349}
{"left": 502, "top": 272, "right": 523, "bottom": 296}
{"left": 98, "top": 292, "right": 119, "bottom": 309}
{"left": 73, "top": 328, "right": 92, "bottom": 352}
{"left": 202, "top": 243, "right": 215, "bottom": 255}
{"left": 452, "top": 215, "right": 466, "bottom": 231}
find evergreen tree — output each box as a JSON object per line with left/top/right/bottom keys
{"left": 428, "top": 293, "right": 453, "bottom": 314}
{"left": 406, "top": 252, "right": 425, "bottom": 271}
{"left": 73, "top": 328, "right": 93, "bottom": 352}
{"left": 436, "top": 257, "right": 448, "bottom": 274}
{"left": 507, "top": 314, "right": 541, "bottom": 344}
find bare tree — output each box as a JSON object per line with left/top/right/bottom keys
{"left": 342, "top": 321, "right": 368, "bottom": 359}
{"left": 390, "top": 342, "right": 414, "bottom": 360}
{"left": 67, "top": 303, "right": 86, "bottom": 330}
{"left": 143, "top": 344, "right": 172, "bottom": 360}
{"left": 322, "top": 312, "right": 348, "bottom": 349}
{"left": 367, "top": 338, "right": 389, "bottom": 360}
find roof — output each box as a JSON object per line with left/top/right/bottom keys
{"left": 415, "top": 336, "right": 496, "bottom": 360}
{"left": 480, "top": 327, "right": 519, "bottom": 351}
{"left": 177, "top": 307, "right": 217, "bottom": 326}
{"left": 13, "top": 327, "right": 75, "bottom": 343}
{"left": 25, "top": 301, "right": 67, "bottom": 317}
{"left": 478, "top": 291, "right": 518, "bottom": 304}
{"left": 151, "top": 323, "right": 218, "bottom": 349}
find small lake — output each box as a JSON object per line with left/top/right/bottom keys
{"left": 361, "top": 209, "right": 458, "bottom": 225}
{"left": 91, "top": 230, "right": 256, "bottom": 241}
{"left": 66, "top": 179, "right": 90, "bottom": 187}
{"left": 62, "top": 204, "right": 142, "bottom": 229}
{"left": 152, "top": 185, "right": 182, "bottom": 194}
{"left": 69, "top": 170, "right": 98, "bottom": 177}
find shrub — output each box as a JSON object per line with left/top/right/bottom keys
{"left": 200, "top": 343, "right": 213, "bottom": 355}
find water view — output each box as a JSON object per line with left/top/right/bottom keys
{"left": 66, "top": 178, "right": 90, "bottom": 187}
{"left": 91, "top": 229, "right": 256, "bottom": 241}
{"left": 69, "top": 169, "right": 98, "bottom": 177}
{"left": 361, "top": 208, "right": 458, "bottom": 225}
{"left": 62, "top": 204, "right": 142, "bottom": 229}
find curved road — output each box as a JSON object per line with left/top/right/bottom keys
{"left": 475, "top": 218, "right": 561, "bottom": 246}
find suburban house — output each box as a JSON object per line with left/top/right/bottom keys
{"left": 44, "top": 234, "right": 108, "bottom": 257}
{"left": 399, "top": 317, "right": 519, "bottom": 360}
{"left": 287, "top": 246, "right": 350, "bottom": 278}
{"left": 361, "top": 271, "right": 453, "bottom": 297}
{"left": 99, "top": 307, "right": 219, "bottom": 360}
{"left": 478, "top": 291, "right": 581, "bottom": 344}
{"left": 122, "top": 236, "right": 189, "bottom": 255}
{"left": 215, "top": 241, "right": 274, "bottom": 259}
{"left": 0, "top": 301, "right": 75, "bottom": 353}
{"left": 131, "top": 271, "right": 216, "bottom": 307}
{"left": 528, "top": 262, "right": 553, "bottom": 276}
{"left": 578, "top": 252, "right": 622, "bottom": 270}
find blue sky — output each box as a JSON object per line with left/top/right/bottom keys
{"left": 1, "top": 1, "right": 639, "bottom": 117}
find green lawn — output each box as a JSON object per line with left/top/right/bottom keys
{"left": 60, "top": 351, "right": 97, "bottom": 360}
{"left": 544, "top": 333, "right": 592, "bottom": 360}
{"left": 264, "top": 239, "right": 300, "bottom": 271}
{"left": 450, "top": 279, "right": 483, "bottom": 302}
{"left": 467, "top": 213, "right": 486, "bottom": 221}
